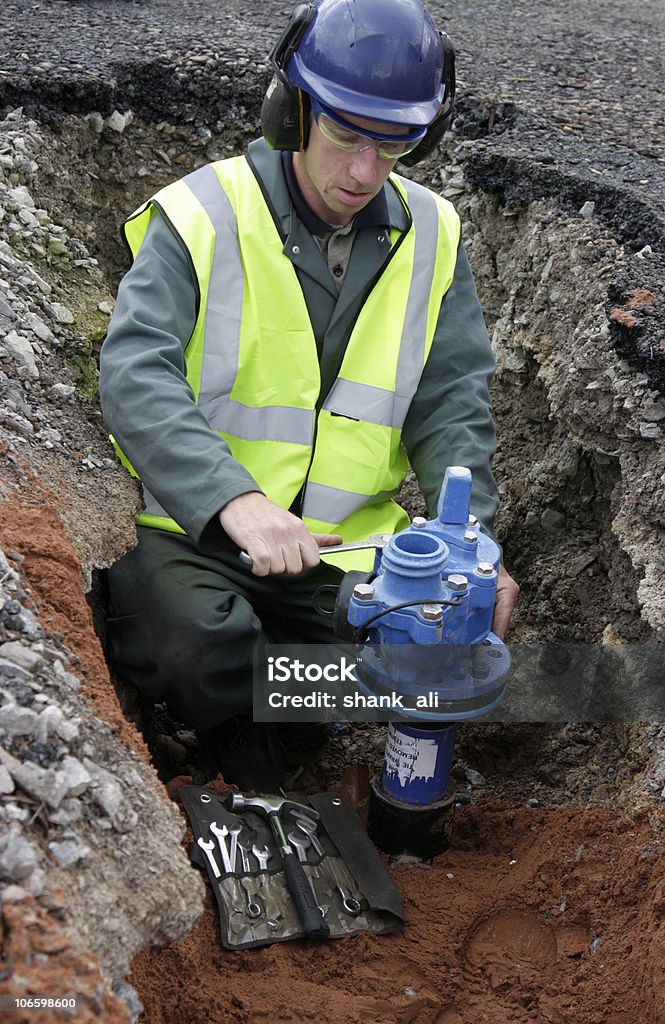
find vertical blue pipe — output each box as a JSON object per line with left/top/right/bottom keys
{"left": 380, "top": 721, "right": 457, "bottom": 806}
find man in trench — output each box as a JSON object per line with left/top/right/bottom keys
{"left": 99, "top": 0, "right": 519, "bottom": 790}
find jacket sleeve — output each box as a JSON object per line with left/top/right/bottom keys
{"left": 401, "top": 240, "right": 499, "bottom": 536}
{"left": 98, "top": 209, "right": 262, "bottom": 545}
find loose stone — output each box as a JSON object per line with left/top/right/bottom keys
{"left": 0, "top": 826, "right": 39, "bottom": 881}
{"left": 0, "top": 699, "right": 38, "bottom": 737}
{"left": 3, "top": 330, "right": 39, "bottom": 378}
{"left": 48, "top": 838, "right": 91, "bottom": 868}
{"left": 0, "top": 641, "right": 46, "bottom": 673}
{"left": 0, "top": 764, "right": 15, "bottom": 794}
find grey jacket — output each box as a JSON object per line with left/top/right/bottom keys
{"left": 99, "top": 138, "right": 499, "bottom": 550}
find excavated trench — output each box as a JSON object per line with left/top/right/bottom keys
{"left": 55, "top": 107, "right": 665, "bottom": 807}
{"left": 1, "top": 92, "right": 665, "bottom": 1023}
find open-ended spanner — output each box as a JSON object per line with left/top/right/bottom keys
{"left": 288, "top": 831, "right": 325, "bottom": 915}
{"left": 238, "top": 837, "right": 255, "bottom": 873}
{"left": 239, "top": 533, "right": 391, "bottom": 571}
{"left": 291, "top": 814, "right": 325, "bottom": 857}
{"left": 252, "top": 843, "right": 271, "bottom": 870}
{"left": 210, "top": 822, "right": 233, "bottom": 874}
{"left": 197, "top": 836, "right": 221, "bottom": 879}
{"left": 228, "top": 824, "right": 242, "bottom": 873}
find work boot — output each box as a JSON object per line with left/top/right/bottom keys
{"left": 199, "top": 716, "right": 285, "bottom": 792}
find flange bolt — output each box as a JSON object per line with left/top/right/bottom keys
{"left": 476, "top": 562, "right": 495, "bottom": 577}
{"left": 420, "top": 603, "right": 443, "bottom": 623}
{"left": 463, "top": 530, "right": 478, "bottom": 543}
{"left": 353, "top": 583, "right": 375, "bottom": 601}
{"left": 468, "top": 514, "right": 479, "bottom": 527}
{"left": 447, "top": 573, "right": 468, "bottom": 592}
{"left": 412, "top": 516, "right": 427, "bottom": 528}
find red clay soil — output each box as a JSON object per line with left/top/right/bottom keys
{"left": 0, "top": 494, "right": 147, "bottom": 756}
{"left": 0, "top": 895, "right": 131, "bottom": 1024}
{"left": 130, "top": 792, "right": 665, "bottom": 1024}
{"left": 3, "top": 494, "right": 665, "bottom": 1024}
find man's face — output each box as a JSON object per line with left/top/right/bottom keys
{"left": 293, "top": 110, "right": 412, "bottom": 226}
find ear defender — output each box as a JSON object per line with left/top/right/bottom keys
{"left": 398, "top": 32, "right": 456, "bottom": 167}
{"left": 261, "top": 3, "right": 316, "bottom": 151}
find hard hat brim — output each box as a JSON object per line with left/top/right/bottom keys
{"left": 291, "top": 53, "right": 445, "bottom": 128}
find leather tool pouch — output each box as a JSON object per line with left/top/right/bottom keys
{"left": 181, "top": 786, "right": 404, "bottom": 950}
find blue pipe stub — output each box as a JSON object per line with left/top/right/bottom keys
{"left": 436, "top": 465, "right": 472, "bottom": 524}
{"left": 380, "top": 721, "right": 457, "bottom": 805}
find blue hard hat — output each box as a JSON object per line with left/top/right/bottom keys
{"left": 287, "top": 0, "right": 445, "bottom": 128}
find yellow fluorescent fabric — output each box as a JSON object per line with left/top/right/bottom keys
{"left": 115, "top": 158, "right": 460, "bottom": 569}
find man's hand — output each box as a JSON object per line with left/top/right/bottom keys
{"left": 492, "top": 564, "right": 520, "bottom": 640}
{"left": 219, "top": 492, "right": 342, "bottom": 576}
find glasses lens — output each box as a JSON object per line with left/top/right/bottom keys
{"left": 376, "top": 138, "right": 419, "bottom": 159}
{"left": 317, "top": 112, "right": 360, "bottom": 150}
{"left": 316, "top": 110, "right": 422, "bottom": 160}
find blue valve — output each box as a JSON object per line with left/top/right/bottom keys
{"left": 348, "top": 465, "right": 508, "bottom": 656}
{"left": 346, "top": 467, "right": 512, "bottom": 853}
{"left": 436, "top": 465, "right": 473, "bottom": 524}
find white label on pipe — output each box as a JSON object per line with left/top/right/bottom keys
{"left": 383, "top": 723, "right": 438, "bottom": 787}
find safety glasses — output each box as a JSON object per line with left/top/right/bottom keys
{"left": 311, "top": 97, "right": 426, "bottom": 161}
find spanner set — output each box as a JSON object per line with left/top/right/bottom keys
{"left": 180, "top": 786, "right": 404, "bottom": 949}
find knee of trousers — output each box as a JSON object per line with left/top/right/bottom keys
{"left": 111, "top": 585, "right": 262, "bottom": 718}
{"left": 152, "top": 583, "right": 261, "bottom": 663}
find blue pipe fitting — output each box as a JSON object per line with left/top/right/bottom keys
{"left": 348, "top": 464, "right": 507, "bottom": 654}
{"left": 348, "top": 466, "right": 511, "bottom": 855}
{"left": 347, "top": 530, "right": 449, "bottom": 645}
{"left": 380, "top": 530, "right": 449, "bottom": 602}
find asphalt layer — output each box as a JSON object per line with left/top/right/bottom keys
{"left": 2, "top": 0, "right": 664, "bottom": 249}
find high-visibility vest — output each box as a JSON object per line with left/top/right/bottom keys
{"left": 118, "top": 156, "right": 460, "bottom": 570}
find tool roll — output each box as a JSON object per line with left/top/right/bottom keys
{"left": 181, "top": 786, "right": 404, "bottom": 950}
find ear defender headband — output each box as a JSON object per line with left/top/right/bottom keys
{"left": 398, "top": 32, "right": 456, "bottom": 168}
{"left": 261, "top": 3, "right": 316, "bottom": 152}
{"left": 260, "top": 4, "right": 456, "bottom": 165}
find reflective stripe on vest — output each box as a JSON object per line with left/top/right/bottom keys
{"left": 119, "top": 156, "right": 460, "bottom": 568}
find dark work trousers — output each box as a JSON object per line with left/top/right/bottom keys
{"left": 105, "top": 526, "right": 345, "bottom": 731}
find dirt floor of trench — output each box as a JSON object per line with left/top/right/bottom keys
{"left": 2, "top": 488, "right": 665, "bottom": 1024}
{"left": 133, "top": 783, "right": 665, "bottom": 1024}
